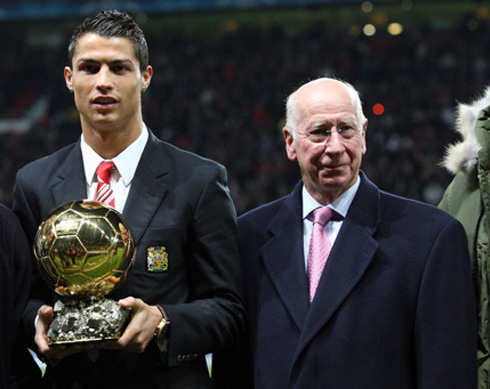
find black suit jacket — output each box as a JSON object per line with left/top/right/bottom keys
{"left": 0, "top": 206, "right": 34, "bottom": 388}
{"left": 13, "top": 130, "right": 245, "bottom": 388}
{"left": 216, "top": 172, "right": 477, "bottom": 388}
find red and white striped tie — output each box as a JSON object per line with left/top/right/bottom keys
{"left": 95, "top": 161, "right": 115, "bottom": 208}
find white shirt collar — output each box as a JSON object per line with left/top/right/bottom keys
{"left": 81, "top": 124, "right": 149, "bottom": 187}
{"left": 302, "top": 176, "right": 361, "bottom": 220}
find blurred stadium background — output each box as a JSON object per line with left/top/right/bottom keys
{"left": 0, "top": 0, "right": 489, "bottom": 215}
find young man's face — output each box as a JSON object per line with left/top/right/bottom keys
{"left": 64, "top": 33, "right": 152, "bottom": 133}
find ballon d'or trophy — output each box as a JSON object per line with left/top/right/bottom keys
{"left": 33, "top": 200, "right": 136, "bottom": 345}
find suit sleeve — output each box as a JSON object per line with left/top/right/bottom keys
{"left": 12, "top": 169, "right": 51, "bottom": 341}
{"left": 0, "top": 206, "right": 33, "bottom": 342}
{"left": 162, "top": 164, "right": 246, "bottom": 365}
{"left": 415, "top": 217, "right": 477, "bottom": 388}
{"left": 0, "top": 206, "right": 33, "bottom": 384}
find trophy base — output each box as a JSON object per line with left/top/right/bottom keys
{"left": 48, "top": 296, "right": 131, "bottom": 345}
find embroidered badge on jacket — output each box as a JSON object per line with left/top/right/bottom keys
{"left": 147, "top": 246, "right": 168, "bottom": 272}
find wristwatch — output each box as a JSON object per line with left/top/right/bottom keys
{"left": 154, "top": 304, "right": 170, "bottom": 353}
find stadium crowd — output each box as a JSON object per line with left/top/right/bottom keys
{"left": 0, "top": 10, "right": 489, "bottom": 215}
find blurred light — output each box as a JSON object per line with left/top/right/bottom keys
{"left": 401, "top": 0, "right": 413, "bottom": 11}
{"left": 466, "top": 19, "right": 478, "bottom": 31}
{"left": 363, "top": 24, "right": 376, "bottom": 36}
{"left": 477, "top": 7, "right": 489, "bottom": 20}
{"left": 135, "top": 13, "right": 148, "bottom": 25}
{"left": 387, "top": 23, "right": 403, "bottom": 36}
{"left": 373, "top": 103, "right": 385, "bottom": 116}
{"left": 348, "top": 25, "right": 362, "bottom": 37}
{"left": 361, "top": 1, "right": 373, "bottom": 13}
{"left": 224, "top": 20, "right": 239, "bottom": 32}
{"left": 372, "top": 13, "right": 388, "bottom": 25}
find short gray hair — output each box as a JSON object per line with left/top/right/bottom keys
{"left": 284, "top": 77, "right": 367, "bottom": 139}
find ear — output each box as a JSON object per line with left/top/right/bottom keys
{"left": 141, "top": 65, "right": 153, "bottom": 92}
{"left": 283, "top": 127, "right": 297, "bottom": 161}
{"left": 64, "top": 66, "right": 74, "bottom": 92}
{"left": 361, "top": 120, "right": 368, "bottom": 155}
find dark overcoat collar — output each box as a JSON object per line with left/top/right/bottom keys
{"left": 294, "top": 172, "right": 380, "bottom": 358}
{"left": 260, "top": 180, "right": 309, "bottom": 329}
{"left": 260, "top": 171, "right": 381, "bottom": 373}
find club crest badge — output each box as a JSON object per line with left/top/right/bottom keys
{"left": 146, "top": 246, "right": 168, "bottom": 272}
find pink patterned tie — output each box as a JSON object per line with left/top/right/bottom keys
{"left": 307, "top": 207, "right": 334, "bottom": 302}
{"left": 95, "top": 161, "right": 115, "bottom": 207}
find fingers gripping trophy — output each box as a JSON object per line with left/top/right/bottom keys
{"left": 33, "top": 200, "right": 136, "bottom": 345}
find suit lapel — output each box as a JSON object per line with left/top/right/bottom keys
{"left": 49, "top": 134, "right": 169, "bottom": 245}
{"left": 52, "top": 142, "right": 87, "bottom": 209}
{"left": 292, "top": 173, "right": 381, "bottom": 366}
{"left": 261, "top": 183, "right": 310, "bottom": 330}
{"left": 122, "top": 131, "right": 169, "bottom": 245}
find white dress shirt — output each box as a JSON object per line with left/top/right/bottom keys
{"left": 32, "top": 125, "right": 149, "bottom": 343}
{"left": 302, "top": 177, "right": 360, "bottom": 270}
{"left": 81, "top": 124, "right": 149, "bottom": 213}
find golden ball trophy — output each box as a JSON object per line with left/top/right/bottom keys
{"left": 33, "top": 200, "right": 136, "bottom": 345}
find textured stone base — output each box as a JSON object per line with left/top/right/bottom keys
{"left": 48, "top": 296, "right": 131, "bottom": 344}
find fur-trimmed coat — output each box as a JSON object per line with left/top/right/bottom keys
{"left": 439, "top": 87, "right": 490, "bottom": 389}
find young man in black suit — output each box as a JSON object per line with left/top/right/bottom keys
{"left": 13, "top": 10, "right": 244, "bottom": 388}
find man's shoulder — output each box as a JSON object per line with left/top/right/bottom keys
{"left": 149, "top": 136, "right": 224, "bottom": 172}
{"left": 379, "top": 189, "right": 458, "bottom": 227}
{"left": 152, "top": 142, "right": 227, "bottom": 190}
{"left": 238, "top": 196, "right": 289, "bottom": 227}
{"left": 0, "top": 205, "right": 26, "bottom": 258}
{"left": 358, "top": 172, "right": 456, "bottom": 226}
{"left": 17, "top": 142, "right": 79, "bottom": 177}
{"left": 0, "top": 204, "right": 19, "bottom": 228}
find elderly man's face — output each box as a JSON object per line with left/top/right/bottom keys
{"left": 284, "top": 79, "right": 367, "bottom": 205}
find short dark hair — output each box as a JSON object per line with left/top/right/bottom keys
{"left": 68, "top": 10, "right": 149, "bottom": 72}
